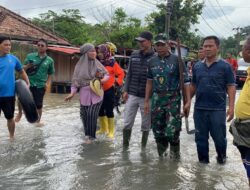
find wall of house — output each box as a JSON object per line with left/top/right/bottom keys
{"left": 47, "top": 51, "right": 78, "bottom": 93}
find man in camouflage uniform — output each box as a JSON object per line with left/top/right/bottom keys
{"left": 144, "top": 34, "right": 191, "bottom": 157}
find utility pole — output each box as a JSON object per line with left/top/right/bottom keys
{"left": 165, "top": 0, "right": 173, "bottom": 37}
{"left": 233, "top": 27, "right": 243, "bottom": 57}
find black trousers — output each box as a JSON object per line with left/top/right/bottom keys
{"left": 30, "top": 87, "right": 46, "bottom": 109}
{"left": 99, "top": 87, "right": 115, "bottom": 118}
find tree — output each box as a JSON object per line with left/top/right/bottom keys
{"left": 146, "top": 0, "right": 203, "bottom": 49}
{"left": 220, "top": 25, "right": 250, "bottom": 58}
{"left": 220, "top": 37, "right": 238, "bottom": 58}
{"left": 93, "top": 8, "right": 146, "bottom": 49}
{"left": 31, "top": 8, "right": 146, "bottom": 49}
{"left": 31, "top": 9, "right": 93, "bottom": 45}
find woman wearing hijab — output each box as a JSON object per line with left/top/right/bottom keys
{"left": 96, "top": 44, "right": 124, "bottom": 138}
{"left": 65, "top": 43, "right": 108, "bottom": 144}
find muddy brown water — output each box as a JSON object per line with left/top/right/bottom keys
{"left": 0, "top": 91, "right": 248, "bottom": 190}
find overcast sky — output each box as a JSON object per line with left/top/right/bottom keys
{"left": 1, "top": 0, "right": 250, "bottom": 38}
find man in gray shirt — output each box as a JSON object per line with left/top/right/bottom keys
{"left": 122, "top": 31, "right": 155, "bottom": 149}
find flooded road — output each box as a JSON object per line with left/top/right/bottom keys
{"left": 0, "top": 91, "right": 249, "bottom": 190}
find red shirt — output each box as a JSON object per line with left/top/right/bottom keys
{"left": 226, "top": 58, "right": 238, "bottom": 72}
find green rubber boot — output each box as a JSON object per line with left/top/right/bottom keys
{"left": 157, "top": 142, "right": 168, "bottom": 157}
{"left": 141, "top": 131, "right": 149, "bottom": 149}
{"left": 170, "top": 143, "right": 180, "bottom": 160}
{"left": 123, "top": 129, "right": 132, "bottom": 148}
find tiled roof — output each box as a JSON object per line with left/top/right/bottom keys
{"left": 0, "top": 6, "right": 70, "bottom": 45}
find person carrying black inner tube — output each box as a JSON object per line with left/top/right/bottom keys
{"left": 0, "top": 36, "right": 29, "bottom": 139}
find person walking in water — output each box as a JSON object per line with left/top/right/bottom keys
{"left": 96, "top": 44, "right": 124, "bottom": 139}
{"left": 15, "top": 39, "right": 55, "bottom": 125}
{"left": 144, "top": 34, "right": 191, "bottom": 157}
{"left": 230, "top": 36, "right": 250, "bottom": 187}
{"left": 65, "top": 43, "right": 108, "bottom": 144}
{"left": 122, "top": 31, "right": 155, "bottom": 149}
{"left": 191, "top": 36, "right": 236, "bottom": 164}
{"left": 0, "top": 36, "right": 29, "bottom": 139}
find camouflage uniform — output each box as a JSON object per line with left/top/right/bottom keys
{"left": 147, "top": 53, "right": 189, "bottom": 156}
{"left": 151, "top": 91, "right": 181, "bottom": 141}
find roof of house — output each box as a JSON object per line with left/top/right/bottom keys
{"left": 47, "top": 46, "right": 80, "bottom": 55}
{"left": 0, "top": 6, "right": 70, "bottom": 45}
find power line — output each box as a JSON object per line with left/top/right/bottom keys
{"left": 140, "top": 0, "right": 157, "bottom": 6}
{"left": 206, "top": 0, "right": 233, "bottom": 30}
{"left": 199, "top": 14, "right": 223, "bottom": 37}
{"left": 12, "top": 0, "right": 88, "bottom": 12}
{"left": 202, "top": 7, "right": 232, "bottom": 34}
{"left": 129, "top": 7, "right": 155, "bottom": 18}
{"left": 126, "top": 0, "right": 154, "bottom": 10}
{"left": 80, "top": 0, "right": 120, "bottom": 23}
{"left": 214, "top": 0, "right": 236, "bottom": 27}
{"left": 205, "top": 5, "right": 250, "bottom": 9}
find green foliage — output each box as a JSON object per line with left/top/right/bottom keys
{"left": 220, "top": 25, "right": 250, "bottom": 58}
{"left": 220, "top": 37, "right": 237, "bottom": 58}
{"left": 241, "top": 26, "right": 250, "bottom": 38}
{"left": 31, "top": 8, "right": 146, "bottom": 49}
{"left": 31, "top": 9, "right": 93, "bottom": 45}
{"left": 30, "top": 4, "right": 206, "bottom": 51}
{"left": 94, "top": 8, "right": 146, "bottom": 48}
{"left": 146, "top": 0, "right": 203, "bottom": 49}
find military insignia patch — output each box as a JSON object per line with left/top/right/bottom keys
{"left": 157, "top": 76, "right": 165, "bottom": 85}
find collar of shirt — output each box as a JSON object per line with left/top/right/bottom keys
{"left": 202, "top": 58, "right": 220, "bottom": 67}
{"left": 157, "top": 52, "right": 171, "bottom": 60}
{"left": 35, "top": 52, "right": 47, "bottom": 59}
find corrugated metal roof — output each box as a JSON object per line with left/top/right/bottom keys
{"left": 47, "top": 46, "right": 80, "bottom": 54}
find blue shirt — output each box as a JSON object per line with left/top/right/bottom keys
{"left": 0, "top": 54, "right": 22, "bottom": 97}
{"left": 192, "top": 59, "right": 235, "bottom": 110}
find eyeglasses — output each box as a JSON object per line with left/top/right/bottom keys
{"left": 37, "top": 44, "right": 45, "bottom": 47}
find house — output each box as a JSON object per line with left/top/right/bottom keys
{"left": 0, "top": 6, "right": 69, "bottom": 45}
{"left": 46, "top": 46, "right": 80, "bottom": 93}
{"left": 0, "top": 6, "right": 80, "bottom": 93}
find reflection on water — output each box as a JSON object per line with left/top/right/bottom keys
{"left": 0, "top": 92, "right": 249, "bottom": 190}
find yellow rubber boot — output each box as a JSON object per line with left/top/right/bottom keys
{"left": 107, "top": 117, "right": 115, "bottom": 138}
{"left": 96, "top": 116, "right": 109, "bottom": 135}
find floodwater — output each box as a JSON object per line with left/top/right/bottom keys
{"left": 0, "top": 91, "right": 249, "bottom": 190}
